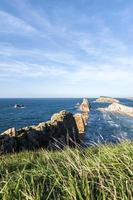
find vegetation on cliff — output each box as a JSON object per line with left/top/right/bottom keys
{"left": 0, "top": 141, "right": 133, "bottom": 200}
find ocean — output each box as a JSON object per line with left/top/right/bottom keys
{"left": 0, "top": 98, "right": 133, "bottom": 144}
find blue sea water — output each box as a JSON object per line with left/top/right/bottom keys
{"left": 0, "top": 98, "right": 133, "bottom": 144}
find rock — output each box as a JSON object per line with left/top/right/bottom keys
{"left": 79, "top": 98, "right": 90, "bottom": 112}
{"left": 0, "top": 110, "right": 82, "bottom": 154}
{"left": 75, "top": 98, "right": 89, "bottom": 133}
{"left": 38, "top": 122, "right": 46, "bottom": 127}
{"left": 50, "top": 110, "right": 79, "bottom": 145}
{"left": 126, "top": 97, "right": 133, "bottom": 101}
{"left": 0, "top": 136, "right": 17, "bottom": 154}
{"left": 1, "top": 128, "right": 16, "bottom": 137}
{"left": 51, "top": 110, "right": 66, "bottom": 123}
{"left": 98, "top": 103, "right": 133, "bottom": 117}
{"left": 74, "top": 113, "right": 85, "bottom": 134}
{"left": 82, "top": 112, "right": 89, "bottom": 125}
{"left": 96, "top": 96, "right": 119, "bottom": 103}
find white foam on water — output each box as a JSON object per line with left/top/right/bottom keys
{"left": 108, "top": 120, "right": 120, "bottom": 127}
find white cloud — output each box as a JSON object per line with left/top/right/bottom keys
{"left": 69, "top": 65, "right": 133, "bottom": 83}
{"left": 0, "top": 61, "right": 68, "bottom": 78}
{"left": 0, "top": 10, "right": 38, "bottom": 35}
{"left": 0, "top": 60, "right": 132, "bottom": 87}
{"left": 0, "top": 43, "right": 86, "bottom": 67}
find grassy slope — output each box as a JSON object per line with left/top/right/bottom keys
{"left": 0, "top": 141, "right": 133, "bottom": 200}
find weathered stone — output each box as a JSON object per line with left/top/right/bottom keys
{"left": 50, "top": 110, "right": 79, "bottom": 145}
{"left": 38, "top": 122, "right": 46, "bottom": 127}
{"left": 82, "top": 112, "right": 89, "bottom": 125}
{"left": 0, "top": 136, "right": 18, "bottom": 154}
{"left": 98, "top": 103, "right": 133, "bottom": 117}
{"left": 74, "top": 113, "right": 85, "bottom": 134}
{"left": 79, "top": 98, "right": 90, "bottom": 112}
{"left": 51, "top": 110, "right": 67, "bottom": 123}
{"left": 0, "top": 110, "right": 83, "bottom": 154}
{"left": 96, "top": 96, "right": 119, "bottom": 103}
{"left": 1, "top": 128, "right": 16, "bottom": 137}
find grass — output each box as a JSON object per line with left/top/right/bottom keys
{"left": 0, "top": 141, "right": 133, "bottom": 200}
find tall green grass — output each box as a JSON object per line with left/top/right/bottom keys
{"left": 0, "top": 141, "right": 133, "bottom": 200}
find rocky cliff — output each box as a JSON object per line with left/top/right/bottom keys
{"left": 96, "top": 96, "right": 119, "bottom": 103}
{"left": 98, "top": 103, "right": 133, "bottom": 117}
{"left": 0, "top": 109, "right": 89, "bottom": 155}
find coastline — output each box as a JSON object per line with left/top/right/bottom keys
{"left": 0, "top": 99, "right": 90, "bottom": 154}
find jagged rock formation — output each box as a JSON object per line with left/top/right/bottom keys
{"left": 96, "top": 96, "right": 119, "bottom": 103}
{"left": 73, "top": 98, "right": 90, "bottom": 134}
{"left": 98, "top": 103, "right": 133, "bottom": 117}
{"left": 1, "top": 128, "right": 16, "bottom": 137}
{"left": 79, "top": 98, "right": 90, "bottom": 112}
{"left": 74, "top": 113, "right": 86, "bottom": 134}
{"left": 0, "top": 110, "right": 88, "bottom": 155}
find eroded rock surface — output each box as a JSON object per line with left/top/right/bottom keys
{"left": 1, "top": 128, "right": 16, "bottom": 137}
{"left": 0, "top": 110, "right": 88, "bottom": 155}
{"left": 79, "top": 98, "right": 90, "bottom": 112}
{"left": 96, "top": 96, "right": 119, "bottom": 103}
{"left": 74, "top": 114, "right": 85, "bottom": 134}
{"left": 98, "top": 103, "right": 133, "bottom": 117}
{"left": 73, "top": 98, "right": 90, "bottom": 134}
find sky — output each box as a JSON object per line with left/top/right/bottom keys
{"left": 0, "top": 0, "right": 133, "bottom": 98}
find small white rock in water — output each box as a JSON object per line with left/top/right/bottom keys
{"left": 98, "top": 103, "right": 133, "bottom": 117}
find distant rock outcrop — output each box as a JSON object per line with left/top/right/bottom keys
{"left": 0, "top": 110, "right": 88, "bottom": 155}
{"left": 126, "top": 97, "right": 133, "bottom": 101}
{"left": 79, "top": 98, "right": 90, "bottom": 112}
{"left": 98, "top": 103, "right": 133, "bottom": 117}
{"left": 96, "top": 96, "right": 119, "bottom": 103}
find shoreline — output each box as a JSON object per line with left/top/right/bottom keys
{"left": 0, "top": 99, "right": 90, "bottom": 155}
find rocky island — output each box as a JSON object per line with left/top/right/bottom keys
{"left": 79, "top": 98, "right": 91, "bottom": 112}
{"left": 0, "top": 99, "right": 90, "bottom": 155}
{"left": 98, "top": 102, "right": 133, "bottom": 117}
{"left": 96, "top": 96, "right": 119, "bottom": 103}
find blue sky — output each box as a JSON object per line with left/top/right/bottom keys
{"left": 0, "top": 0, "right": 133, "bottom": 97}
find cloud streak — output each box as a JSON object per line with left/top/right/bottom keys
{"left": 0, "top": 61, "right": 68, "bottom": 78}
{"left": 0, "top": 10, "right": 38, "bottom": 35}
{"left": 0, "top": 60, "right": 132, "bottom": 85}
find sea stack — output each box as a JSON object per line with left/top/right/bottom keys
{"left": 79, "top": 98, "right": 90, "bottom": 112}
{"left": 73, "top": 98, "right": 90, "bottom": 134}
{"left": 74, "top": 114, "right": 85, "bottom": 134}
